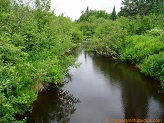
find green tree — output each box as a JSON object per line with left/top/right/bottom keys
{"left": 149, "top": 0, "right": 164, "bottom": 15}
{"left": 120, "top": 0, "right": 164, "bottom": 16}
{"left": 111, "top": 5, "right": 117, "bottom": 21}
{"left": 77, "top": 8, "right": 111, "bottom": 22}
{"left": 78, "top": 6, "right": 90, "bottom": 22}
{"left": 120, "top": 0, "right": 151, "bottom": 17}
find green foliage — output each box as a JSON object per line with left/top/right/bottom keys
{"left": 111, "top": 6, "right": 117, "bottom": 21}
{"left": 0, "top": 35, "right": 37, "bottom": 123}
{"left": 120, "top": 0, "right": 164, "bottom": 17}
{"left": 70, "top": 23, "right": 83, "bottom": 43}
{"left": 120, "top": 35, "right": 164, "bottom": 63}
{"left": 141, "top": 52, "right": 164, "bottom": 77}
{"left": 91, "top": 19, "right": 127, "bottom": 59}
{"left": 120, "top": 0, "right": 151, "bottom": 17}
{"left": 147, "top": 27, "right": 164, "bottom": 36}
{"left": 81, "top": 11, "right": 164, "bottom": 89}
{"left": 117, "top": 14, "right": 158, "bottom": 35}
{"left": 79, "top": 21, "right": 96, "bottom": 37}
{"left": 0, "top": 0, "right": 77, "bottom": 122}
{"left": 155, "top": 14, "right": 164, "bottom": 29}
{"left": 120, "top": 33, "right": 164, "bottom": 89}
{"left": 77, "top": 7, "right": 111, "bottom": 22}
{"left": 149, "top": 0, "right": 164, "bottom": 15}
{"left": 126, "top": 15, "right": 156, "bottom": 35}
{"left": 141, "top": 52, "right": 164, "bottom": 88}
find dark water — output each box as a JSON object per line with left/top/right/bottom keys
{"left": 26, "top": 48, "right": 164, "bottom": 123}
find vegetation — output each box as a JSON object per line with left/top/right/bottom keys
{"left": 111, "top": 6, "right": 117, "bottom": 21}
{"left": 0, "top": 0, "right": 83, "bottom": 122}
{"left": 0, "top": 0, "right": 164, "bottom": 122}
{"left": 77, "top": 6, "right": 111, "bottom": 22}
{"left": 119, "top": 0, "right": 164, "bottom": 16}
{"left": 78, "top": 1, "right": 164, "bottom": 89}
{"left": 120, "top": 35, "right": 164, "bottom": 63}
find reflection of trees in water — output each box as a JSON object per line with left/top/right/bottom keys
{"left": 71, "top": 47, "right": 84, "bottom": 59}
{"left": 55, "top": 89, "right": 81, "bottom": 123}
{"left": 88, "top": 52, "right": 164, "bottom": 119}
{"left": 63, "top": 73, "right": 73, "bottom": 85}
{"left": 121, "top": 80, "right": 148, "bottom": 119}
{"left": 25, "top": 89, "right": 81, "bottom": 123}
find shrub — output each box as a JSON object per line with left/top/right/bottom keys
{"left": 0, "top": 36, "right": 37, "bottom": 123}
{"left": 141, "top": 52, "right": 164, "bottom": 88}
{"left": 0, "top": 1, "right": 77, "bottom": 122}
{"left": 147, "top": 27, "right": 164, "bottom": 36}
{"left": 120, "top": 35, "right": 164, "bottom": 63}
{"left": 141, "top": 52, "right": 164, "bottom": 77}
{"left": 91, "top": 19, "right": 127, "bottom": 59}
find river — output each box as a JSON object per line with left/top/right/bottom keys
{"left": 25, "top": 47, "right": 164, "bottom": 123}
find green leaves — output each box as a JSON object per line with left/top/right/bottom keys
{"left": 77, "top": 7, "right": 111, "bottom": 22}
{"left": 147, "top": 27, "right": 164, "bottom": 36}
{"left": 120, "top": 0, "right": 164, "bottom": 17}
{"left": 87, "top": 18, "right": 127, "bottom": 59}
{"left": 111, "top": 5, "right": 117, "bottom": 21}
{"left": 81, "top": 9, "right": 164, "bottom": 90}
{"left": 141, "top": 52, "right": 164, "bottom": 88}
{"left": 141, "top": 52, "right": 164, "bottom": 77}
{"left": 120, "top": 35, "right": 164, "bottom": 63}
{"left": 120, "top": 0, "right": 151, "bottom": 17}
{"left": 0, "top": 0, "right": 76, "bottom": 122}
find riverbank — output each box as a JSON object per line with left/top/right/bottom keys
{"left": 24, "top": 48, "right": 164, "bottom": 122}
{"left": 0, "top": 1, "right": 80, "bottom": 122}
{"left": 79, "top": 14, "right": 164, "bottom": 90}
{"left": 86, "top": 34, "right": 164, "bottom": 90}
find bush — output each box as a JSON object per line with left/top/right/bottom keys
{"left": 147, "top": 27, "right": 164, "bottom": 36}
{"left": 141, "top": 52, "right": 164, "bottom": 77}
{"left": 0, "top": 1, "right": 76, "bottom": 122}
{"left": 0, "top": 36, "right": 37, "bottom": 123}
{"left": 141, "top": 52, "right": 164, "bottom": 88}
{"left": 120, "top": 35, "right": 164, "bottom": 63}
{"left": 71, "top": 24, "right": 83, "bottom": 43}
{"left": 91, "top": 19, "right": 127, "bottom": 59}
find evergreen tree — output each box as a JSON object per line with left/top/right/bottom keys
{"left": 111, "top": 5, "right": 117, "bottom": 21}
{"left": 77, "top": 8, "right": 111, "bottom": 22}
{"left": 120, "top": 0, "right": 164, "bottom": 16}
{"left": 150, "top": 0, "right": 164, "bottom": 15}
{"left": 120, "top": 0, "right": 151, "bottom": 17}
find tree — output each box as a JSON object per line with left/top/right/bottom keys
{"left": 120, "top": 0, "right": 164, "bottom": 17}
{"left": 77, "top": 7, "right": 111, "bottom": 22}
{"left": 78, "top": 6, "right": 90, "bottom": 22}
{"left": 120, "top": 0, "right": 151, "bottom": 17}
{"left": 149, "top": 0, "right": 164, "bottom": 15}
{"left": 111, "top": 5, "right": 117, "bottom": 21}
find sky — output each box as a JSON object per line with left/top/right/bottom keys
{"left": 51, "top": 0, "right": 123, "bottom": 20}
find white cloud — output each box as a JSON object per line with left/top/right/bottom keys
{"left": 51, "top": 0, "right": 123, "bottom": 20}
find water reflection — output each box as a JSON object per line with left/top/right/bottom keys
{"left": 89, "top": 50, "right": 164, "bottom": 119}
{"left": 25, "top": 89, "right": 80, "bottom": 123}
{"left": 27, "top": 48, "right": 164, "bottom": 123}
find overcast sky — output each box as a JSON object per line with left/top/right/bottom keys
{"left": 51, "top": 0, "right": 123, "bottom": 20}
